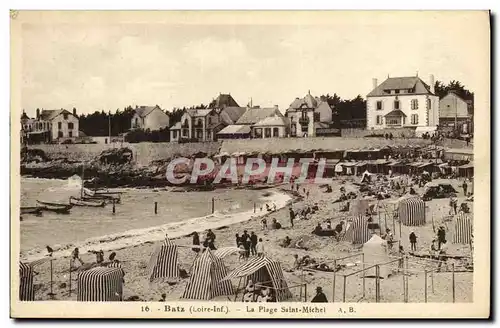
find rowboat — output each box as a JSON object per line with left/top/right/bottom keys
{"left": 36, "top": 200, "right": 73, "bottom": 214}
{"left": 43, "top": 204, "right": 72, "bottom": 214}
{"left": 83, "top": 188, "right": 121, "bottom": 203}
{"left": 69, "top": 196, "right": 106, "bottom": 207}
{"left": 21, "top": 206, "right": 43, "bottom": 215}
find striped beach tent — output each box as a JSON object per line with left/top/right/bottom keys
{"left": 147, "top": 238, "right": 179, "bottom": 282}
{"left": 182, "top": 249, "right": 234, "bottom": 300}
{"left": 213, "top": 247, "right": 241, "bottom": 259}
{"left": 19, "top": 262, "right": 35, "bottom": 301}
{"left": 222, "top": 256, "right": 293, "bottom": 302}
{"left": 77, "top": 267, "right": 124, "bottom": 301}
{"left": 398, "top": 197, "right": 426, "bottom": 226}
{"left": 453, "top": 212, "right": 473, "bottom": 245}
{"left": 341, "top": 215, "right": 371, "bottom": 244}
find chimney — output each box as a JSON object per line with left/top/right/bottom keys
{"left": 72, "top": 107, "right": 77, "bottom": 116}
{"left": 274, "top": 105, "right": 279, "bottom": 110}
{"left": 429, "top": 74, "right": 435, "bottom": 94}
{"left": 36, "top": 108, "right": 40, "bottom": 120}
{"left": 372, "top": 78, "right": 378, "bottom": 90}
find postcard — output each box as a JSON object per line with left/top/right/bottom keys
{"left": 10, "top": 10, "right": 490, "bottom": 318}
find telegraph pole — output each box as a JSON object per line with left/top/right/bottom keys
{"left": 108, "top": 110, "right": 111, "bottom": 146}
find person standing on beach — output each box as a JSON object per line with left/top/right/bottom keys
{"left": 207, "top": 229, "right": 216, "bottom": 242}
{"left": 250, "top": 232, "right": 258, "bottom": 256}
{"left": 409, "top": 231, "right": 417, "bottom": 252}
{"left": 235, "top": 233, "right": 241, "bottom": 247}
{"left": 256, "top": 238, "right": 264, "bottom": 256}
{"left": 462, "top": 180, "right": 468, "bottom": 196}
{"left": 289, "top": 207, "right": 295, "bottom": 228}
{"left": 306, "top": 190, "right": 310, "bottom": 199}
{"left": 296, "top": 184, "right": 300, "bottom": 192}
{"left": 242, "top": 230, "right": 250, "bottom": 258}
{"left": 71, "top": 247, "right": 84, "bottom": 268}
{"left": 192, "top": 232, "right": 200, "bottom": 253}
{"left": 311, "top": 287, "right": 328, "bottom": 303}
{"left": 437, "top": 226, "right": 446, "bottom": 249}
{"left": 261, "top": 218, "right": 268, "bottom": 230}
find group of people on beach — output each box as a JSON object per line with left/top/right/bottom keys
{"left": 235, "top": 230, "right": 265, "bottom": 259}
{"left": 191, "top": 229, "right": 217, "bottom": 252}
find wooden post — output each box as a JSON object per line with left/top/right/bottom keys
{"left": 342, "top": 275, "right": 347, "bottom": 302}
{"left": 211, "top": 197, "right": 215, "bottom": 214}
{"left": 304, "top": 284, "right": 308, "bottom": 302}
{"left": 332, "top": 259, "right": 337, "bottom": 303}
{"left": 112, "top": 200, "right": 116, "bottom": 214}
{"left": 48, "top": 259, "right": 55, "bottom": 299}
{"left": 424, "top": 270, "right": 428, "bottom": 303}
{"left": 375, "top": 265, "right": 380, "bottom": 302}
{"left": 431, "top": 271, "right": 434, "bottom": 293}
{"left": 402, "top": 260, "right": 406, "bottom": 302}
{"left": 362, "top": 253, "right": 366, "bottom": 298}
{"left": 68, "top": 257, "right": 72, "bottom": 296}
{"left": 392, "top": 214, "right": 396, "bottom": 236}
{"left": 431, "top": 213, "right": 435, "bottom": 233}
{"left": 452, "top": 263, "right": 455, "bottom": 303}
{"left": 253, "top": 202, "right": 256, "bottom": 213}
{"left": 405, "top": 255, "right": 409, "bottom": 302}
{"left": 399, "top": 218, "right": 402, "bottom": 239}
{"left": 154, "top": 202, "right": 158, "bottom": 214}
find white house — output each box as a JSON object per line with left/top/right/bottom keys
{"left": 131, "top": 105, "right": 170, "bottom": 131}
{"left": 21, "top": 108, "right": 80, "bottom": 143}
{"left": 366, "top": 75, "right": 439, "bottom": 130}
{"left": 285, "top": 91, "right": 334, "bottom": 137}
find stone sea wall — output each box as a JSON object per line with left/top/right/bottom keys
{"left": 27, "top": 141, "right": 222, "bottom": 166}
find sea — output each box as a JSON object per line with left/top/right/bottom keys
{"left": 19, "top": 177, "right": 291, "bottom": 261}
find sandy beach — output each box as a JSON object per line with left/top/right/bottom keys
{"left": 26, "top": 177, "right": 473, "bottom": 303}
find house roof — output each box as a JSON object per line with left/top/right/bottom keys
{"left": 21, "top": 111, "right": 30, "bottom": 120}
{"left": 209, "top": 94, "right": 240, "bottom": 108}
{"left": 288, "top": 92, "right": 321, "bottom": 109}
{"left": 134, "top": 106, "right": 161, "bottom": 118}
{"left": 40, "top": 109, "right": 74, "bottom": 121}
{"left": 236, "top": 107, "right": 281, "bottom": 125}
{"left": 384, "top": 109, "right": 407, "bottom": 117}
{"left": 170, "top": 122, "right": 182, "bottom": 130}
{"left": 367, "top": 76, "right": 434, "bottom": 97}
{"left": 217, "top": 124, "right": 252, "bottom": 135}
{"left": 220, "top": 107, "right": 247, "bottom": 125}
{"left": 253, "top": 116, "right": 287, "bottom": 127}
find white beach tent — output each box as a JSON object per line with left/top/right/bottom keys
{"left": 362, "top": 234, "right": 391, "bottom": 279}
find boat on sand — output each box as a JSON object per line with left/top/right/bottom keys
{"left": 69, "top": 196, "right": 106, "bottom": 207}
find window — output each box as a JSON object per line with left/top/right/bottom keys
{"left": 387, "top": 118, "right": 400, "bottom": 125}
{"left": 395, "top": 89, "right": 400, "bottom": 94}
{"left": 196, "top": 119, "right": 203, "bottom": 127}
{"left": 206, "top": 131, "right": 212, "bottom": 140}
{"left": 411, "top": 99, "right": 419, "bottom": 110}
{"left": 58, "top": 122, "right": 62, "bottom": 129}
{"left": 196, "top": 129, "right": 203, "bottom": 139}
{"left": 394, "top": 100, "right": 400, "bottom": 110}
{"left": 376, "top": 115, "right": 383, "bottom": 125}
{"left": 376, "top": 101, "right": 383, "bottom": 110}
{"left": 313, "top": 112, "right": 320, "bottom": 122}
{"left": 63, "top": 113, "right": 68, "bottom": 120}
{"left": 182, "top": 129, "right": 188, "bottom": 137}
{"left": 58, "top": 131, "right": 63, "bottom": 138}
{"left": 135, "top": 118, "right": 139, "bottom": 127}
{"left": 208, "top": 117, "right": 212, "bottom": 125}
{"left": 427, "top": 98, "right": 432, "bottom": 110}
{"left": 68, "top": 122, "right": 74, "bottom": 129}
{"left": 265, "top": 128, "right": 271, "bottom": 138}
{"left": 411, "top": 114, "right": 419, "bottom": 125}
{"left": 173, "top": 131, "right": 178, "bottom": 139}
{"left": 69, "top": 131, "right": 73, "bottom": 138}
{"left": 273, "top": 127, "right": 279, "bottom": 137}
{"left": 255, "top": 128, "right": 262, "bottom": 137}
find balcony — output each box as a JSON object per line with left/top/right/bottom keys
{"left": 298, "top": 117, "right": 310, "bottom": 125}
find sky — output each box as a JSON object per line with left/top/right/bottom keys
{"left": 19, "top": 11, "right": 489, "bottom": 117}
